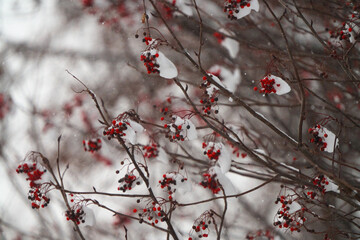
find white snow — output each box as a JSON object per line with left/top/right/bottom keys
{"left": 82, "top": 205, "right": 96, "bottom": 227}
{"left": 211, "top": 166, "right": 236, "bottom": 195}
{"left": 173, "top": 0, "right": 193, "bottom": 16}
{"left": 142, "top": 47, "right": 178, "bottom": 79}
{"left": 208, "top": 65, "right": 241, "bottom": 92}
{"left": 206, "top": 74, "right": 224, "bottom": 96}
{"left": 173, "top": 116, "right": 198, "bottom": 140}
{"left": 288, "top": 201, "right": 302, "bottom": 214}
{"left": 279, "top": 162, "right": 300, "bottom": 172}
{"left": 269, "top": 75, "right": 291, "bottom": 95}
{"left": 173, "top": 173, "right": 192, "bottom": 196}
{"left": 325, "top": 178, "right": 340, "bottom": 193}
{"left": 123, "top": 120, "right": 144, "bottom": 145}
{"left": 219, "top": 29, "right": 239, "bottom": 59}
{"left": 204, "top": 142, "right": 231, "bottom": 173}
{"left": 233, "top": 0, "right": 260, "bottom": 19}
{"left": 346, "top": 23, "right": 358, "bottom": 43}
{"left": 252, "top": 148, "right": 269, "bottom": 161}
{"left": 157, "top": 147, "right": 169, "bottom": 163}
{"left": 315, "top": 126, "right": 338, "bottom": 153}
{"left": 156, "top": 51, "right": 178, "bottom": 79}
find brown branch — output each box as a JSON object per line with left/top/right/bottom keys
{"left": 263, "top": 0, "right": 306, "bottom": 146}
{"left": 177, "top": 175, "right": 278, "bottom": 207}
{"left": 217, "top": 185, "right": 227, "bottom": 240}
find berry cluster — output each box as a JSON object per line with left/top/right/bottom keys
{"left": 143, "top": 143, "right": 159, "bottom": 159}
{"left": 274, "top": 195, "right": 306, "bottom": 232}
{"left": 136, "top": 35, "right": 163, "bottom": 75}
{"left": 16, "top": 162, "right": 46, "bottom": 188}
{"left": 159, "top": 173, "right": 188, "bottom": 201}
{"left": 199, "top": 75, "right": 220, "bottom": 115}
{"left": 253, "top": 76, "right": 278, "bottom": 94}
{"left": 16, "top": 160, "right": 51, "bottom": 209}
{"left": 140, "top": 50, "right": 160, "bottom": 75}
{"left": 163, "top": 116, "right": 194, "bottom": 142}
{"left": 213, "top": 32, "right": 225, "bottom": 44}
{"left": 223, "top": 0, "right": 252, "bottom": 20}
{"left": 81, "top": 0, "right": 93, "bottom": 8}
{"left": 350, "top": 4, "right": 360, "bottom": 19}
{"left": 162, "top": 1, "right": 176, "bottom": 19}
{"left": 228, "top": 142, "right": 247, "bottom": 158}
{"left": 328, "top": 22, "right": 353, "bottom": 43}
{"left": 116, "top": 171, "right": 141, "bottom": 192}
{"left": 28, "top": 187, "right": 50, "bottom": 209}
{"left": 202, "top": 142, "right": 221, "bottom": 161}
{"left": 83, "top": 138, "right": 102, "bottom": 153}
{"left": 134, "top": 201, "right": 166, "bottom": 226}
{"left": 308, "top": 125, "right": 328, "bottom": 151}
{"left": 160, "top": 106, "right": 170, "bottom": 119}
{"left": 306, "top": 175, "right": 329, "bottom": 199}
{"left": 65, "top": 206, "right": 86, "bottom": 225}
{"left": 103, "top": 118, "right": 129, "bottom": 140}
{"left": 200, "top": 172, "right": 221, "bottom": 194}
{"left": 188, "top": 211, "right": 214, "bottom": 240}
{"left": 246, "top": 229, "right": 274, "bottom": 240}
{"left": 142, "top": 36, "right": 153, "bottom": 46}
{"left": 164, "top": 122, "right": 186, "bottom": 141}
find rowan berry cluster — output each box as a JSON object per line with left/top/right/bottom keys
{"left": 199, "top": 75, "right": 219, "bottom": 115}
{"left": 16, "top": 159, "right": 51, "bottom": 209}
{"left": 164, "top": 122, "right": 185, "bottom": 142}
{"left": 142, "top": 36, "right": 153, "bottom": 46}
{"left": 229, "top": 142, "right": 247, "bottom": 158}
{"left": 274, "top": 195, "right": 306, "bottom": 232}
{"left": 159, "top": 173, "right": 188, "bottom": 201}
{"left": 223, "top": 0, "right": 252, "bottom": 20}
{"left": 28, "top": 187, "right": 50, "bottom": 209}
{"left": 328, "top": 22, "right": 353, "bottom": 43}
{"left": 308, "top": 125, "right": 328, "bottom": 151}
{"left": 162, "top": 1, "right": 176, "bottom": 19}
{"left": 246, "top": 229, "right": 274, "bottom": 240}
{"left": 136, "top": 34, "right": 162, "bottom": 75}
{"left": 254, "top": 76, "right": 278, "bottom": 94}
{"left": 143, "top": 143, "right": 159, "bottom": 159}
{"left": 306, "top": 175, "right": 329, "bottom": 199}
{"left": 116, "top": 171, "right": 141, "bottom": 192}
{"left": 103, "top": 114, "right": 132, "bottom": 140}
{"left": 213, "top": 32, "right": 225, "bottom": 44}
{"left": 202, "top": 142, "right": 221, "bottom": 161}
{"left": 350, "top": 4, "right": 360, "bottom": 19}
{"left": 188, "top": 211, "right": 214, "bottom": 239}
{"left": 133, "top": 201, "right": 166, "bottom": 226}
{"left": 65, "top": 205, "right": 87, "bottom": 225}
{"left": 162, "top": 115, "right": 194, "bottom": 142}
{"left": 140, "top": 50, "right": 160, "bottom": 75}
{"left": 83, "top": 138, "right": 102, "bottom": 153}
{"left": 200, "top": 172, "right": 221, "bottom": 194}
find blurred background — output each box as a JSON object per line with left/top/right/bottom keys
{"left": 1, "top": 0, "right": 360, "bottom": 239}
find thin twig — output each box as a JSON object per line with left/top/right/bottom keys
{"left": 217, "top": 185, "right": 227, "bottom": 240}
